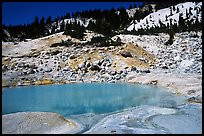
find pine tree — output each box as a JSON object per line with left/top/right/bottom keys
{"left": 165, "top": 15, "right": 168, "bottom": 21}
{"left": 172, "top": 5, "right": 176, "bottom": 11}
{"left": 148, "top": 5, "right": 153, "bottom": 13}
{"left": 129, "top": 4, "right": 132, "bottom": 9}
{"left": 119, "top": 7, "right": 129, "bottom": 28}
{"left": 186, "top": 9, "right": 189, "bottom": 19}
{"left": 39, "top": 17, "right": 46, "bottom": 36}
{"left": 146, "top": 19, "right": 148, "bottom": 24}
{"left": 178, "top": 13, "right": 186, "bottom": 32}
{"left": 51, "top": 26, "right": 56, "bottom": 34}
{"left": 60, "top": 20, "right": 65, "bottom": 31}
{"left": 40, "top": 17, "right": 45, "bottom": 26}
{"left": 176, "top": 7, "right": 179, "bottom": 13}
{"left": 34, "top": 16, "right": 39, "bottom": 25}
{"left": 133, "top": 3, "right": 137, "bottom": 8}
{"left": 65, "top": 12, "right": 71, "bottom": 19}
{"left": 189, "top": 7, "right": 193, "bottom": 15}
{"left": 46, "top": 16, "right": 52, "bottom": 24}
{"left": 170, "top": 7, "right": 173, "bottom": 16}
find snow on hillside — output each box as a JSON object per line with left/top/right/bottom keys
{"left": 51, "top": 18, "right": 95, "bottom": 32}
{"left": 126, "top": 8, "right": 139, "bottom": 18}
{"left": 127, "top": 2, "right": 202, "bottom": 31}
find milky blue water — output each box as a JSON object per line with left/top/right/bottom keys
{"left": 2, "top": 83, "right": 185, "bottom": 117}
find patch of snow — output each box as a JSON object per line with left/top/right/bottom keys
{"left": 127, "top": 2, "right": 202, "bottom": 31}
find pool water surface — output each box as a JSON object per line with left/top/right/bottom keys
{"left": 2, "top": 83, "right": 186, "bottom": 117}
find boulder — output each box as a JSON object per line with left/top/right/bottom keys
{"left": 27, "top": 68, "right": 35, "bottom": 74}
{"left": 28, "top": 64, "right": 37, "bottom": 69}
{"left": 106, "top": 62, "right": 112, "bottom": 67}
{"left": 122, "top": 69, "right": 128, "bottom": 74}
{"left": 115, "top": 75, "right": 121, "bottom": 80}
{"left": 139, "top": 57, "right": 148, "bottom": 63}
{"left": 131, "top": 66, "right": 137, "bottom": 71}
{"left": 70, "top": 54, "right": 77, "bottom": 59}
{"left": 120, "top": 51, "right": 132, "bottom": 58}
{"left": 2, "top": 65, "right": 8, "bottom": 72}
{"left": 140, "top": 69, "right": 150, "bottom": 73}
{"left": 90, "top": 65, "right": 101, "bottom": 71}
{"left": 86, "top": 62, "right": 91, "bottom": 68}
{"left": 162, "top": 65, "right": 169, "bottom": 69}
{"left": 187, "top": 96, "right": 202, "bottom": 103}
{"left": 63, "top": 67, "right": 70, "bottom": 71}
{"left": 93, "top": 60, "right": 100, "bottom": 65}
{"left": 78, "top": 63, "right": 85, "bottom": 69}
{"left": 109, "top": 70, "right": 117, "bottom": 76}
{"left": 45, "top": 68, "right": 52, "bottom": 73}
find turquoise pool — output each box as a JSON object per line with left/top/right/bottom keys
{"left": 2, "top": 83, "right": 185, "bottom": 117}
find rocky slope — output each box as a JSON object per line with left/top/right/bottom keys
{"left": 2, "top": 30, "right": 202, "bottom": 102}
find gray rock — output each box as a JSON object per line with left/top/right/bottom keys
{"left": 70, "top": 54, "right": 77, "bottom": 59}
{"left": 121, "top": 69, "right": 128, "bottom": 75}
{"left": 106, "top": 63, "right": 112, "bottom": 67}
{"left": 162, "top": 65, "right": 169, "bottom": 69}
{"left": 115, "top": 75, "right": 121, "bottom": 80}
{"left": 139, "top": 57, "right": 148, "bottom": 63}
{"left": 27, "top": 69, "right": 35, "bottom": 74}
{"left": 86, "top": 62, "right": 91, "bottom": 68}
{"left": 17, "top": 62, "right": 26, "bottom": 67}
{"left": 45, "top": 68, "right": 52, "bottom": 73}
{"left": 187, "top": 96, "right": 202, "bottom": 103}
{"left": 120, "top": 51, "right": 132, "bottom": 58}
{"left": 28, "top": 64, "right": 37, "bottom": 69}
{"left": 2, "top": 65, "right": 8, "bottom": 72}
{"left": 50, "top": 50, "right": 61, "bottom": 55}
{"left": 78, "top": 63, "right": 85, "bottom": 69}
{"left": 44, "top": 55, "right": 50, "bottom": 59}
{"left": 140, "top": 69, "right": 150, "bottom": 73}
{"left": 92, "top": 60, "right": 100, "bottom": 65}
{"left": 63, "top": 66, "right": 70, "bottom": 71}
{"left": 110, "top": 71, "right": 117, "bottom": 76}
{"left": 90, "top": 65, "right": 101, "bottom": 71}
{"left": 98, "top": 59, "right": 104, "bottom": 66}
{"left": 131, "top": 66, "right": 137, "bottom": 71}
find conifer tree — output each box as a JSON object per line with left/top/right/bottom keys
{"left": 60, "top": 20, "right": 65, "bottom": 31}
{"left": 46, "top": 16, "right": 52, "bottom": 24}
{"left": 65, "top": 12, "right": 71, "bottom": 19}
{"left": 129, "top": 4, "right": 132, "bottom": 9}
{"left": 176, "top": 7, "right": 179, "bottom": 13}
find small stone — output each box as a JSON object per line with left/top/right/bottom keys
{"left": 90, "top": 65, "right": 101, "bottom": 71}
{"left": 131, "top": 66, "right": 137, "bottom": 71}
{"left": 187, "top": 96, "right": 202, "bottom": 103}
{"left": 141, "top": 69, "right": 150, "bottom": 73}
{"left": 78, "top": 63, "right": 85, "bottom": 69}
{"left": 110, "top": 71, "right": 117, "bottom": 76}
{"left": 150, "top": 80, "right": 158, "bottom": 85}
{"left": 111, "top": 130, "right": 116, "bottom": 133}
{"left": 187, "top": 90, "right": 196, "bottom": 95}
{"left": 69, "top": 55, "right": 77, "bottom": 59}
